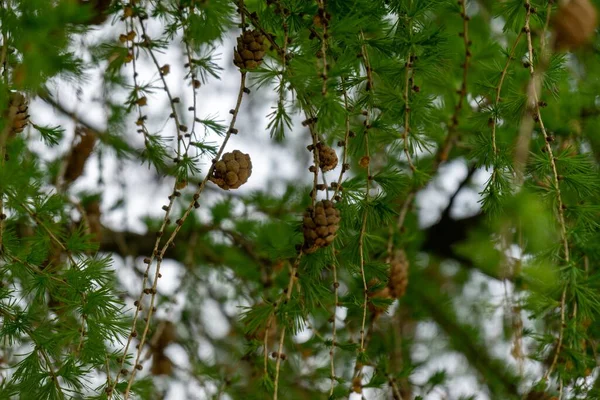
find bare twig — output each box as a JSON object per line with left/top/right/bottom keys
{"left": 437, "top": 0, "right": 472, "bottom": 165}
{"left": 516, "top": 1, "right": 570, "bottom": 384}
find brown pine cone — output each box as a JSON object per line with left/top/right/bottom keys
{"left": 233, "top": 30, "right": 269, "bottom": 70}
{"left": 151, "top": 352, "right": 173, "bottom": 376}
{"left": 388, "top": 249, "right": 409, "bottom": 299}
{"left": 6, "top": 92, "right": 29, "bottom": 137}
{"left": 302, "top": 200, "right": 340, "bottom": 253}
{"left": 64, "top": 126, "right": 97, "bottom": 184}
{"left": 210, "top": 150, "right": 252, "bottom": 190}
{"left": 525, "top": 391, "right": 557, "bottom": 400}
{"left": 78, "top": 0, "right": 112, "bottom": 25}
{"left": 552, "top": 0, "right": 597, "bottom": 51}
{"left": 84, "top": 200, "right": 103, "bottom": 245}
{"left": 368, "top": 284, "right": 392, "bottom": 316}
{"left": 317, "top": 143, "right": 338, "bottom": 172}
{"left": 154, "top": 320, "right": 177, "bottom": 350}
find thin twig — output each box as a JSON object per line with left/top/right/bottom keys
{"left": 113, "top": 8, "right": 250, "bottom": 394}
{"left": 517, "top": 0, "right": 570, "bottom": 384}
{"left": 0, "top": 29, "right": 9, "bottom": 253}
{"left": 389, "top": 375, "right": 404, "bottom": 400}
{"left": 352, "top": 32, "right": 374, "bottom": 393}
{"left": 121, "top": 70, "right": 248, "bottom": 398}
{"left": 273, "top": 253, "right": 302, "bottom": 400}
{"left": 437, "top": 0, "right": 471, "bottom": 165}
{"left": 316, "top": 0, "right": 329, "bottom": 96}
{"left": 137, "top": 20, "right": 184, "bottom": 156}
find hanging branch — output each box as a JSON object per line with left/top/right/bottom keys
{"left": 351, "top": 30, "right": 375, "bottom": 394}
{"left": 316, "top": 0, "right": 329, "bottom": 96}
{"left": 514, "top": 0, "right": 570, "bottom": 386}
{"left": 176, "top": 4, "right": 203, "bottom": 153}
{"left": 110, "top": 4, "right": 251, "bottom": 396}
{"left": 137, "top": 29, "right": 184, "bottom": 157}
{"left": 436, "top": 0, "right": 472, "bottom": 165}
{"left": 402, "top": 52, "right": 416, "bottom": 172}
{"left": 327, "top": 77, "right": 352, "bottom": 396}
{"left": 272, "top": 252, "right": 302, "bottom": 400}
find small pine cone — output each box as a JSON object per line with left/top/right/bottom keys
{"left": 154, "top": 320, "right": 177, "bottom": 350}
{"left": 525, "top": 391, "right": 557, "bottom": 400}
{"left": 210, "top": 150, "right": 252, "bottom": 190}
{"left": 388, "top": 249, "right": 409, "bottom": 299}
{"left": 151, "top": 352, "right": 173, "bottom": 376}
{"left": 302, "top": 200, "right": 340, "bottom": 253}
{"left": 233, "top": 30, "right": 270, "bottom": 70}
{"left": 317, "top": 143, "right": 338, "bottom": 172}
{"left": 84, "top": 200, "right": 103, "bottom": 245}
{"left": 6, "top": 92, "right": 29, "bottom": 137}
{"left": 64, "top": 126, "right": 97, "bottom": 184}
{"left": 368, "top": 285, "right": 392, "bottom": 316}
{"left": 78, "top": 0, "right": 112, "bottom": 25}
{"left": 552, "top": 0, "right": 597, "bottom": 51}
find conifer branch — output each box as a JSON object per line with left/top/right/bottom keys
{"left": 280, "top": 2, "right": 289, "bottom": 137}
{"left": 328, "top": 77, "right": 352, "bottom": 396}
{"left": 358, "top": 34, "right": 373, "bottom": 354}
{"left": 316, "top": 0, "right": 329, "bottom": 96}
{"left": 518, "top": 1, "right": 570, "bottom": 386}
{"left": 272, "top": 75, "right": 325, "bottom": 400}
{"left": 403, "top": 52, "right": 416, "bottom": 172}
{"left": 110, "top": 14, "right": 186, "bottom": 397}
{"left": 352, "top": 31, "right": 375, "bottom": 394}
{"left": 437, "top": 0, "right": 472, "bottom": 165}
{"left": 137, "top": 19, "right": 186, "bottom": 157}
{"left": 388, "top": 375, "right": 403, "bottom": 400}
{"left": 176, "top": 5, "right": 202, "bottom": 152}
{"left": 273, "top": 252, "right": 302, "bottom": 400}
{"left": 0, "top": 34, "right": 7, "bottom": 254}
{"left": 332, "top": 77, "right": 351, "bottom": 200}
{"left": 491, "top": 32, "right": 523, "bottom": 168}
{"left": 0, "top": 307, "right": 66, "bottom": 398}
{"left": 124, "top": 18, "right": 151, "bottom": 146}
{"left": 114, "top": 5, "right": 250, "bottom": 391}
{"left": 121, "top": 71, "right": 249, "bottom": 399}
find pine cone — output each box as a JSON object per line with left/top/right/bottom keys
{"left": 210, "top": 150, "right": 252, "bottom": 190}
{"left": 84, "top": 200, "right": 103, "bottom": 245}
{"left": 154, "top": 320, "right": 177, "bottom": 350}
{"left": 6, "top": 92, "right": 29, "bottom": 137}
{"left": 64, "top": 126, "right": 97, "bottom": 184}
{"left": 317, "top": 143, "right": 338, "bottom": 172}
{"left": 388, "top": 249, "right": 409, "bottom": 299}
{"left": 151, "top": 352, "right": 173, "bottom": 376}
{"left": 78, "top": 0, "right": 112, "bottom": 25}
{"left": 233, "top": 30, "right": 269, "bottom": 70}
{"left": 552, "top": 0, "right": 597, "bottom": 50}
{"left": 368, "top": 284, "right": 392, "bottom": 315}
{"left": 525, "top": 391, "right": 557, "bottom": 400}
{"left": 302, "top": 200, "right": 340, "bottom": 253}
